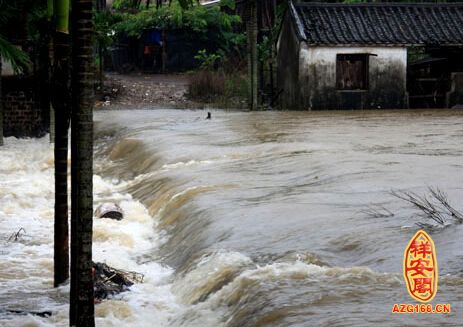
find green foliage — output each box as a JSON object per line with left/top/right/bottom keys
{"left": 257, "top": 35, "right": 272, "bottom": 63}
{"left": 0, "top": 0, "right": 32, "bottom": 72}
{"left": 189, "top": 69, "right": 247, "bottom": 107}
{"left": 113, "top": 2, "right": 241, "bottom": 38}
{"left": 195, "top": 49, "right": 221, "bottom": 70}
{"left": 113, "top": 0, "right": 141, "bottom": 10}
{"left": 220, "top": 0, "right": 235, "bottom": 10}
{"left": 104, "top": 0, "right": 244, "bottom": 64}
{"left": 178, "top": 0, "right": 196, "bottom": 9}
{"left": 408, "top": 46, "right": 427, "bottom": 63}
{"left": 94, "top": 10, "right": 123, "bottom": 49}
{"left": 0, "top": 35, "right": 31, "bottom": 72}
{"left": 257, "top": 1, "right": 287, "bottom": 64}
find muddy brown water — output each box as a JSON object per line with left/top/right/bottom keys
{"left": 1, "top": 109, "right": 462, "bottom": 326}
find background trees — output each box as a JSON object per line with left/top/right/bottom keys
{"left": 0, "top": 1, "right": 32, "bottom": 146}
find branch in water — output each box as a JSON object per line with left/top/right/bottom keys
{"left": 360, "top": 205, "right": 394, "bottom": 218}
{"left": 390, "top": 187, "right": 463, "bottom": 228}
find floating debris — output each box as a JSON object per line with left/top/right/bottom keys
{"left": 4, "top": 309, "right": 52, "bottom": 318}
{"left": 391, "top": 187, "right": 463, "bottom": 229}
{"left": 94, "top": 203, "right": 124, "bottom": 220}
{"left": 93, "top": 262, "right": 144, "bottom": 300}
{"left": 7, "top": 228, "right": 26, "bottom": 242}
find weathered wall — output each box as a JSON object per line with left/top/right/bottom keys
{"left": 277, "top": 13, "right": 301, "bottom": 110}
{"left": 299, "top": 46, "right": 408, "bottom": 110}
{"left": 447, "top": 72, "right": 463, "bottom": 108}
{"left": 2, "top": 76, "right": 46, "bottom": 138}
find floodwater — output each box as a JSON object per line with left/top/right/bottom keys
{"left": 1, "top": 109, "right": 462, "bottom": 326}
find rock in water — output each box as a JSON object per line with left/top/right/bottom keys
{"left": 94, "top": 203, "right": 124, "bottom": 220}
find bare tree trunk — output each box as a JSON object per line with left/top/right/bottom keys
{"left": 246, "top": 0, "right": 258, "bottom": 110}
{"left": 70, "top": 0, "right": 95, "bottom": 325}
{"left": 38, "top": 19, "right": 52, "bottom": 137}
{"left": 0, "top": 58, "right": 3, "bottom": 146}
{"left": 52, "top": 30, "right": 71, "bottom": 287}
{"left": 161, "top": 30, "right": 166, "bottom": 73}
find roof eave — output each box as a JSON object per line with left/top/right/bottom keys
{"left": 304, "top": 42, "right": 463, "bottom": 47}
{"left": 289, "top": 0, "right": 307, "bottom": 41}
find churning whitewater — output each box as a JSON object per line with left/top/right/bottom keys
{"left": 1, "top": 109, "right": 462, "bottom": 326}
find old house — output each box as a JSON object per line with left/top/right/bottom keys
{"left": 277, "top": 1, "right": 463, "bottom": 110}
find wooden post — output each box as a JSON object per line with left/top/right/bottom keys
{"left": 246, "top": 0, "right": 258, "bottom": 110}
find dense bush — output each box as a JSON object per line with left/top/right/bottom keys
{"left": 112, "top": 1, "right": 241, "bottom": 41}
{"left": 189, "top": 69, "right": 247, "bottom": 106}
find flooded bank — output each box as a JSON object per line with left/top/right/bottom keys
{"left": 1, "top": 110, "right": 463, "bottom": 326}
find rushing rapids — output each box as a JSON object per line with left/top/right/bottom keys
{"left": 1, "top": 109, "right": 463, "bottom": 326}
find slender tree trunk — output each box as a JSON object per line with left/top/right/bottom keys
{"left": 70, "top": 0, "right": 95, "bottom": 325}
{"left": 38, "top": 20, "right": 52, "bottom": 136}
{"left": 52, "top": 31, "right": 71, "bottom": 287}
{"left": 257, "top": 0, "right": 264, "bottom": 106}
{"left": 0, "top": 58, "right": 3, "bottom": 146}
{"left": 52, "top": 0, "right": 71, "bottom": 288}
{"left": 49, "top": 37, "right": 55, "bottom": 144}
{"left": 161, "top": 30, "right": 166, "bottom": 73}
{"left": 246, "top": 0, "right": 258, "bottom": 110}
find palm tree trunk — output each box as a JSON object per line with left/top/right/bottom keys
{"left": 38, "top": 20, "right": 52, "bottom": 136}
{"left": 53, "top": 31, "right": 71, "bottom": 287}
{"left": 0, "top": 58, "right": 3, "bottom": 146}
{"left": 246, "top": 0, "right": 258, "bottom": 110}
{"left": 52, "top": 0, "right": 71, "bottom": 288}
{"left": 70, "top": 0, "right": 95, "bottom": 325}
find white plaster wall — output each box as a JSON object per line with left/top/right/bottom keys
{"left": 304, "top": 46, "right": 407, "bottom": 89}
{"left": 299, "top": 45, "right": 408, "bottom": 109}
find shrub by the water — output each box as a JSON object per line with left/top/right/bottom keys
{"left": 188, "top": 70, "right": 247, "bottom": 107}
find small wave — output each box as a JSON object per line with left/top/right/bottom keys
{"left": 161, "top": 160, "right": 215, "bottom": 171}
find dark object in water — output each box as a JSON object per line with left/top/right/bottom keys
{"left": 451, "top": 104, "right": 463, "bottom": 109}
{"left": 206, "top": 112, "right": 211, "bottom": 119}
{"left": 94, "top": 203, "right": 124, "bottom": 220}
{"left": 93, "top": 262, "right": 144, "bottom": 300}
{"left": 5, "top": 310, "right": 52, "bottom": 317}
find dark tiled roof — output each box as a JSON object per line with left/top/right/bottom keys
{"left": 290, "top": 1, "right": 463, "bottom": 46}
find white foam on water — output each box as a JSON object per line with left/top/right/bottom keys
{"left": 0, "top": 137, "right": 181, "bottom": 327}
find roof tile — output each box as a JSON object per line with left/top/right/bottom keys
{"left": 292, "top": 2, "right": 463, "bottom": 45}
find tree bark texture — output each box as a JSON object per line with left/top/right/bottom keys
{"left": 38, "top": 19, "right": 52, "bottom": 133}
{"left": 246, "top": 0, "right": 258, "bottom": 111}
{"left": 70, "top": 0, "right": 95, "bottom": 326}
{"left": 52, "top": 31, "right": 71, "bottom": 287}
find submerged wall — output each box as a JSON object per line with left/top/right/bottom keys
{"left": 298, "top": 46, "right": 408, "bottom": 110}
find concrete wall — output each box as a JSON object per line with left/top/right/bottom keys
{"left": 299, "top": 46, "right": 408, "bottom": 110}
